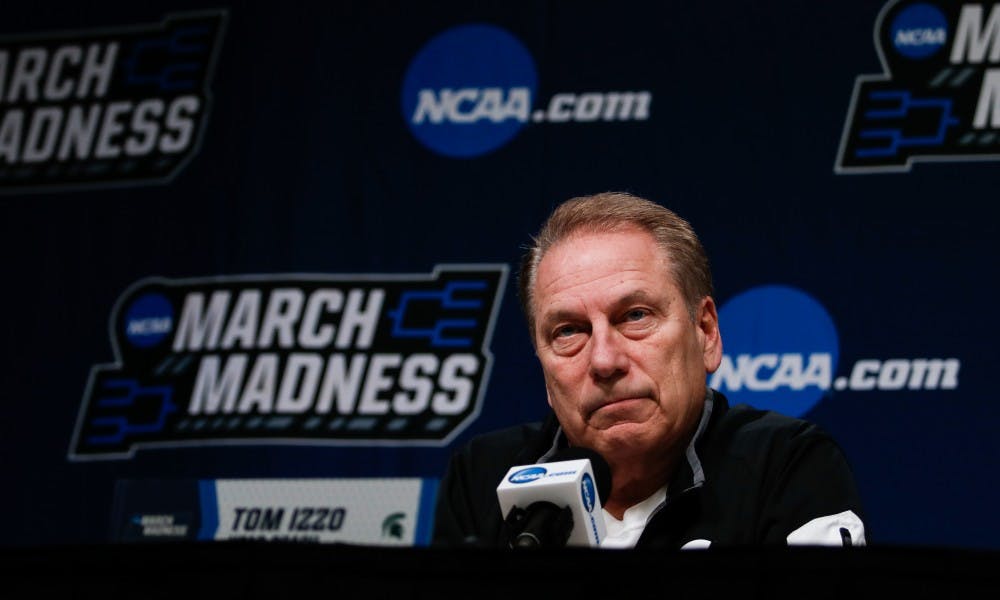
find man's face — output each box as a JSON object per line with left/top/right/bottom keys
{"left": 532, "top": 227, "right": 722, "bottom": 462}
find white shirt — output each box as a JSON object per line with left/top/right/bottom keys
{"left": 599, "top": 484, "right": 668, "bottom": 549}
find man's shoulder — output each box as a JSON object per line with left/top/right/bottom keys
{"left": 722, "top": 402, "right": 819, "bottom": 432}
{"left": 703, "top": 399, "right": 859, "bottom": 502}
{"left": 712, "top": 401, "right": 838, "bottom": 456}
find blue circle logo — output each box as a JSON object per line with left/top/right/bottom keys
{"left": 124, "top": 293, "right": 174, "bottom": 348}
{"left": 401, "top": 24, "right": 538, "bottom": 158}
{"left": 509, "top": 466, "right": 547, "bottom": 484}
{"left": 890, "top": 3, "right": 947, "bottom": 59}
{"left": 709, "top": 285, "right": 839, "bottom": 418}
{"left": 580, "top": 473, "right": 597, "bottom": 512}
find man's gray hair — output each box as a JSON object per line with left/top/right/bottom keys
{"left": 517, "top": 191, "right": 714, "bottom": 339}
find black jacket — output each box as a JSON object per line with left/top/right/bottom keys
{"left": 432, "top": 390, "right": 867, "bottom": 549}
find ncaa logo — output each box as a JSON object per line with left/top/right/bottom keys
{"left": 123, "top": 293, "right": 174, "bottom": 348}
{"left": 580, "top": 473, "right": 597, "bottom": 513}
{"left": 709, "top": 285, "right": 839, "bottom": 418}
{"left": 509, "top": 466, "right": 547, "bottom": 484}
{"left": 890, "top": 2, "right": 947, "bottom": 59}
{"left": 401, "top": 24, "right": 537, "bottom": 158}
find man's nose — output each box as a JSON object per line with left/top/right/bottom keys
{"left": 588, "top": 324, "right": 629, "bottom": 380}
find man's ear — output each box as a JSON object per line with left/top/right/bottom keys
{"left": 698, "top": 296, "right": 723, "bottom": 373}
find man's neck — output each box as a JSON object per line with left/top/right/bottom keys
{"left": 602, "top": 455, "right": 677, "bottom": 520}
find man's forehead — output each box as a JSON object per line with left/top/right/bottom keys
{"left": 537, "top": 287, "right": 669, "bottom": 321}
{"left": 535, "top": 229, "right": 671, "bottom": 285}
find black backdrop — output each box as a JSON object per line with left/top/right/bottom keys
{"left": 2, "top": 0, "right": 998, "bottom": 551}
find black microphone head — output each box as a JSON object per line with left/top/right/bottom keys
{"left": 544, "top": 446, "right": 612, "bottom": 504}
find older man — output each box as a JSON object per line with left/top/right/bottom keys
{"left": 432, "top": 192, "right": 867, "bottom": 549}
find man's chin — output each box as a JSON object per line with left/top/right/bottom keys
{"left": 587, "top": 420, "right": 654, "bottom": 453}
{"left": 588, "top": 398, "right": 654, "bottom": 429}
{"left": 584, "top": 422, "right": 656, "bottom": 463}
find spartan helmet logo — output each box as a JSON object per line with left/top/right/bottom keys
{"left": 381, "top": 512, "right": 406, "bottom": 539}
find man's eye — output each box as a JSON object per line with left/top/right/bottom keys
{"left": 554, "top": 325, "right": 578, "bottom": 338}
{"left": 625, "top": 309, "right": 648, "bottom": 322}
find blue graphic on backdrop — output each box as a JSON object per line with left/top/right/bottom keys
{"left": 400, "top": 23, "right": 655, "bottom": 158}
{"left": 836, "top": 0, "right": 1000, "bottom": 172}
{"left": 710, "top": 285, "right": 839, "bottom": 418}
{"left": 88, "top": 379, "right": 178, "bottom": 445}
{"left": 890, "top": 3, "right": 947, "bottom": 59}
{"left": 401, "top": 24, "right": 537, "bottom": 158}
{"left": 387, "top": 281, "right": 487, "bottom": 347}
{"left": 124, "top": 293, "right": 174, "bottom": 348}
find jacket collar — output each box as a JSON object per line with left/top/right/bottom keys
{"left": 530, "top": 388, "right": 729, "bottom": 495}
{"left": 670, "top": 388, "right": 727, "bottom": 496}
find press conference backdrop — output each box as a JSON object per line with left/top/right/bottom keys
{"left": 0, "top": 0, "right": 996, "bottom": 550}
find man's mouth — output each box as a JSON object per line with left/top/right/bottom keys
{"left": 587, "top": 395, "right": 648, "bottom": 416}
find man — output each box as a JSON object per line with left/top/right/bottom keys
{"left": 432, "top": 191, "right": 867, "bottom": 549}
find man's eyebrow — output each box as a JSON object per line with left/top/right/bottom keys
{"left": 538, "top": 289, "right": 667, "bottom": 327}
{"left": 611, "top": 289, "right": 668, "bottom": 312}
{"left": 616, "top": 289, "right": 657, "bottom": 306}
{"left": 538, "top": 308, "right": 581, "bottom": 329}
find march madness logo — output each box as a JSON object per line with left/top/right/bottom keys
{"left": 0, "top": 11, "right": 225, "bottom": 192}
{"left": 69, "top": 265, "right": 507, "bottom": 460}
{"left": 837, "top": 1, "right": 1000, "bottom": 172}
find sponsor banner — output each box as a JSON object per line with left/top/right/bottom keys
{"left": 70, "top": 265, "right": 507, "bottom": 460}
{"left": 0, "top": 10, "right": 226, "bottom": 192}
{"left": 711, "top": 285, "right": 960, "bottom": 416}
{"left": 837, "top": 0, "right": 1000, "bottom": 172}
{"left": 201, "top": 478, "right": 436, "bottom": 545}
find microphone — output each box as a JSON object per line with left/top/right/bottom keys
{"left": 495, "top": 447, "right": 612, "bottom": 548}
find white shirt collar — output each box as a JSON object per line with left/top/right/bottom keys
{"left": 599, "top": 484, "right": 668, "bottom": 549}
